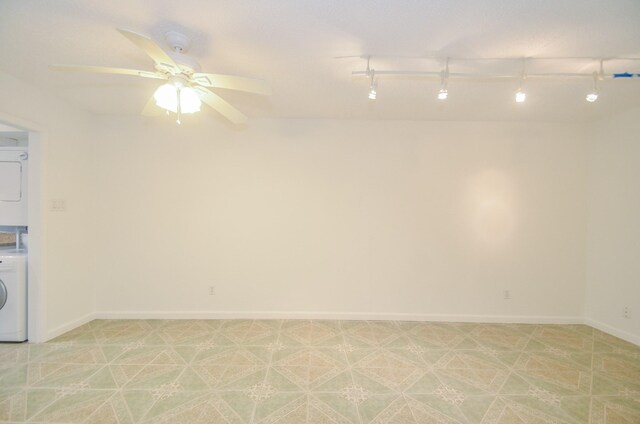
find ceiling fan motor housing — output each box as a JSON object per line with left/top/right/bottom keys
{"left": 162, "top": 31, "right": 201, "bottom": 75}
{"left": 165, "top": 30, "right": 191, "bottom": 53}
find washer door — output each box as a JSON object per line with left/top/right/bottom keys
{"left": 0, "top": 279, "right": 6, "bottom": 310}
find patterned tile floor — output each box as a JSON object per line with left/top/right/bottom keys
{"left": 1, "top": 320, "right": 639, "bottom": 423}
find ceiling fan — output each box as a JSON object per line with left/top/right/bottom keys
{"left": 51, "top": 29, "right": 271, "bottom": 124}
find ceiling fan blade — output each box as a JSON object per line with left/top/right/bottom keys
{"left": 50, "top": 64, "right": 166, "bottom": 79}
{"left": 192, "top": 73, "right": 272, "bottom": 96}
{"left": 194, "top": 87, "right": 248, "bottom": 124}
{"left": 117, "top": 29, "right": 178, "bottom": 71}
{"left": 142, "top": 95, "right": 163, "bottom": 116}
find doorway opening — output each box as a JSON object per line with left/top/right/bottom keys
{"left": 0, "top": 118, "right": 45, "bottom": 342}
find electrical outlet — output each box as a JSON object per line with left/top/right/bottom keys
{"left": 623, "top": 306, "right": 630, "bottom": 319}
{"left": 503, "top": 290, "right": 511, "bottom": 300}
{"left": 209, "top": 286, "right": 216, "bottom": 296}
{"left": 50, "top": 199, "right": 67, "bottom": 212}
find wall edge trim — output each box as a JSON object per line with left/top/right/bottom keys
{"left": 94, "top": 310, "right": 583, "bottom": 324}
{"left": 43, "top": 312, "right": 95, "bottom": 343}
{"left": 43, "top": 312, "right": 640, "bottom": 347}
{"left": 584, "top": 317, "right": 640, "bottom": 346}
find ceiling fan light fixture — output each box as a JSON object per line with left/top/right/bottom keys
{"left": 154, "top": 83, "right": 179, "bottom": 113}
{"left": 180, "top": 87, "right": 202, "bottom": 113}
{"left": 154, "top": 81, "right": 202, "bottom": 115}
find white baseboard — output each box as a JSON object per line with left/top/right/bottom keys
{"left": 94, "top": 310, "right": 583, "bottom": 324}
{"left": 584, "top": 318, "right": 640, "bottom": 346}
{"left": 42, "top": 311, "right": 637, "bottom": 348}
{"left": 44, "top": 312, "right": 95, "bottom": 343}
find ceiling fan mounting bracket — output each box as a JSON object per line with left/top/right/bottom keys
{"left": 167, "top": 75, "right": 189, "bottom": 87}
{"left": 163, "top": 54, "right": 201, "bottom": 75}
{"left": 164, "top": 30, "right": 191, "bottom": 53}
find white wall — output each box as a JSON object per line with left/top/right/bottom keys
{"left": 94, "top": 116, "right": 587, "bottom": 322}
{"left": 2, "top": 70, "right": 614, "bottom": 338}
{"left": 0, "top": 70, "right": 604, "bottom": 338}
{"left": 0, "top": 70, "right": 96, "bottom": 341}
{"left": 585, "top": 107, "right": 640, "bottom": 344}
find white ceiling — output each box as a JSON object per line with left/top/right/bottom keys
{"left": 1, "top": 0, "right": 639, "bottom": 122}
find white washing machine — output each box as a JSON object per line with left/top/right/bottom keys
{"left": 0, "top": 251, "right": 27, "bottom": 342}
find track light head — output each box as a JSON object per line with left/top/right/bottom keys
{"left": 368, "top": 70, "right": 377, "bottom": 100}
{"left": 514, "top": 60, "right": 528, "bottom": 103}
{"left": 438, "top": 67, "right": 449, "bottom": 100}
{"left": 586, "top": 71, "right": 599, "bottom": 103}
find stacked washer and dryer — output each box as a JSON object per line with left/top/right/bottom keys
{"left": 0, "top": 146, "right": 29, "bottom": 342}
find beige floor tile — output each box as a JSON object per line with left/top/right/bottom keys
{"left": 0, "top": 319, "right": 638, "bottom": 423}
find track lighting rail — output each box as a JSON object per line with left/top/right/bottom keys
{"left": 352, "top": 55, "right": 640, "bottom": 79}
{"left": 353, "top": 56, "right": 639, "bottom": 103}
{"left": 352, "top": 70, "right": 624, "bottom": 79}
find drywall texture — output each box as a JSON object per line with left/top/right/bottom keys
{"left": 94, "top": 117, "right": 587, "bottom": 321}
{"left": 0, "top": 70, "right": 96, "bottom": 340}
{"left": 586, "top": 107, "right": 640, "bottom": 344}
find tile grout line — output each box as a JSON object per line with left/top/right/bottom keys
{"left": 429, "top": 324, "right": 474, "bottom": 424}
{"left": 110, "top": 325, "right": 173, "bottom": 424}
{"left": 338, "top": 320, "right": 364, "bottom": 424}
{"left": 120, "top": 322, "right": 207, "bottom": 423}
{"left": 305, "top": 321, "right": 311, "bottom": 424}
{"left": 588, "top": 329, "right": 595, "bottom": 424}
{"left": 394, "top": 322, "right": 425, "bottom": 424}
{"left": 248, "top": 319, "right": 283, "bottom": 424}
{"left": 79, "top": 365, "right": 123, "bottom": 424}
{"left": 22, "top": 338, "right": 111, "bottom": 423}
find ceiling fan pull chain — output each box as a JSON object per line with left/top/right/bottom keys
{"left": 176, "top": 87, "right": 182, "bottom": 124}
